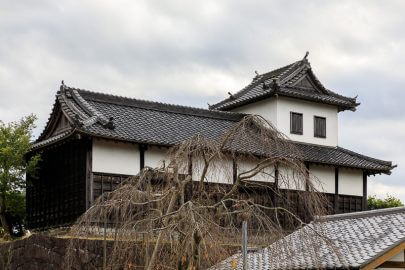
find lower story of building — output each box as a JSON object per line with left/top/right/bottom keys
{"left": 27, "top": 137, "right": 370, "bottom": 229}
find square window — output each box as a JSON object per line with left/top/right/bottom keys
{"left": 314, "top": 116, "right": 326, "bottom": 138}
{"left": 290, "top": 112, "right": 303, "bottom": 135}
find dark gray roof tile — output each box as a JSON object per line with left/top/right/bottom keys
{"left": 210, "top": 58, "right": 359, "bottom": 111}
{"left": 213, "top": 207, "right": 405, "bottom": 270}
{"left": 31, "top": 86, "right": 393, "bottom": 173}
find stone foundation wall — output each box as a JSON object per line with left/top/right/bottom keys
{"left": 0, "top": 234, "right": 109, "bottom": 270}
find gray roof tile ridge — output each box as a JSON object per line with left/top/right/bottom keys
{"left": 292, "top": 140, "right": 338, "bottom": 149}
{"left": 210, "top": 60, "right": 301, "bottom": 110}
{"left": 36, "top": 96, "right": 59, "bottom": 142}
{"left": 36, "top": 89, "right": 84, "bottom": 142}
{"left": 69, "top": 88, "right": 110, "bottom": 126}
{"left": 210, "top": 59, "right": 359, "bottom": 111}
{"left": 318, "top": 206, "right": 405, "bottom": 222}
{"left": 67, "top": 86, "right": 246, "bottom": 122}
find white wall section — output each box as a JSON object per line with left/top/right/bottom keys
{"left": 276, "top": 97, "right": 338, "bottom": 146}
{"left": 237, "top": 159, "right": 275, "bottom": 183}
{"left": 278, "top": 165, "right": 306, "bottom": 190}
{"left": 144, "top": 146, "right": 168, "bottom": 169}
{"left": 232, "top": 98, "right": 278, "bottom": 126}
{"left": 192, "top": 157, "right": 233, "bottom": 184}
{"left": 233, "top": 96, "right": 338, "bottom": 146}
{"left": 339, "top": 168, "right": 363, "bottom": 196}
{"left": 92, "top": 139, "right": 140, "bottom": 175}
{"left": 309, "top": 165, "right": 335, "bottom": 193}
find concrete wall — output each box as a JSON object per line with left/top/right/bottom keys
{"left": 92, "top": 139, "right": 140, "bottom": 175}
{"left": 232, "top": 96, "right": 339, "bottom": 146}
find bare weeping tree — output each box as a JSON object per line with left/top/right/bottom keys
{"left": 63, "top": 115, "right": 332, "bottom": 270}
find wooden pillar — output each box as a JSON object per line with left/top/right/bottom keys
{"left": 186, "top": 154, "right": 193, "bottom": 201}
{"left": 305, "top": 163, "right": 310, "bottom": 191}
{"left": 274, "top": 163, "right": 279, "bottom": 207}
{"left": 139, "top": 144, "right": 146, "bottom": 170}
{"left": 232, "top": 159, "right": 238, "bottom": 184}
{"left": 334, "top": 167, "right": 339, "bottom": 214}
{"left": 363, "top": 171, "right": 368, "bottom": 211}
{"left": 85, "top": 139, "right": 93, "bottom": 209}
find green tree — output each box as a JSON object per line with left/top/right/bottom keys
{"left": 368, "top": 194, "right": 404, "bottom": 210}
{"left": 0, "top": 115, "right": 39, "bottom": 234}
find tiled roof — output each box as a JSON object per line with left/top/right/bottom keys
{"left": 210, "top": 56, "right": 359, "bottom": 112}
{"left": 213, "top": 207, "right": 405, "bottom": 270}
{"left": 31, "top": 86, "right": 393, "bottom": 173}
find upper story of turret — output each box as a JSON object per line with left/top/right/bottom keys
{"left": 210, "top": 53, "right": 359, "bottom": 147}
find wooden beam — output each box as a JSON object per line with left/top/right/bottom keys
{"left": 232, "top": 159, "right": 237, "bottom": 184}
{"left": 378, "top": 261, "right": 405, "bottom": 268}
{"left": 334, "top": 167, "right": 339, "bottom": 214}
{"left": 139, "top": 144, "right": 146, "bottom": 170}
{"left": 361, "top": 242, "right": 405, "bottom": 270}
{"left": 86, "top": 139, "right": 93, "bottom": 209}
{"left": 362, "top": 171, "right": 368, "bottom": 211}
{"left": 305, "top": 163, "right": 310, "bottom": 191}
{"left": 274, "top": 163, "right": 279, "bottom": 207}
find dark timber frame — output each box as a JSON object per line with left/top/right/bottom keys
{"left": 335, "top": 167, "right": 339, "bottom": 213}
{"left": 27, "top": 137, "right": 90, "bottom": 229}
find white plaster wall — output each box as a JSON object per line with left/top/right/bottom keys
{"left": 231, "top": 96, "right": 338, "bottom": 146}
{"left": 278, "top": 165, "right": 306, "bottom": 191}
{"left": 144, "top": 146, "right": 168, "bottom": 169}
{"left": 232, "top": 98, "right": 278, "bottom": 126}
{"left": 237, "top": 159, "right": 275, "bottom": 183}
{"left": 276, "top": 97, "right": 338, "bottom": 146}
{"left": 192, "top": 157, "right": 233, "bottom": 184}
{"left": 309, "top": 165, "right": 335, "bottom": 193}
{"left": 339, "top": 168, "right": 363, "bottom": 196}
{"left": 92, "top": 139, "right": 140, "bottom": 175}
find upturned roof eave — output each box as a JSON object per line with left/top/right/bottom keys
{"left": 211, "top": 90, "right": 359, "bottom": 112}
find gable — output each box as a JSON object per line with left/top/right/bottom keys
{"left": 294, "top": 75, "right": 318, "bottom": 90}
{"left": 50, "top": 112, "right": 71, "bottom": 137}
{"left": 41, "top": 103, "right": 73, "bottom": 140}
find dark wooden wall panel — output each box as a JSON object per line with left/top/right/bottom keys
{"left": 27, "top": 138, "right": 90, "bottom": 229}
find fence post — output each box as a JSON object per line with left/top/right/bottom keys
{"left": 103, "top": 212, "right": 107, "bottom": 270}
{"left": 242, "top": 220, "right": 248, "bottom": 270}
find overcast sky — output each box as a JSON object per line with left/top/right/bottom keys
{"left": 1, "top": 0, "right": 404, "bottom": 201}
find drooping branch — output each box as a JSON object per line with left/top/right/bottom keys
{"left": 63, "top": 115, "right": 337, "bottom": 270}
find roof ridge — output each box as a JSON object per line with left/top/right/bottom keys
{"left": 65, "top": 86, "right": 246, "bottom": 122}
{"left": 210, "top": 60, "right": 301, "bottom": 110}
{"left": 318, "top": 206, "right": 405, "bottom": 221}
{"left": 210, "top": 58, "right": 359, "bottom": 111}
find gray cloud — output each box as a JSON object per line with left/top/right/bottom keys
{"left": 1, "top": 0, "right": 404, "bottom": 201}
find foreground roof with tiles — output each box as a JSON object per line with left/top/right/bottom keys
{"left": 32, "top": 85, "right": 394, "bottom": 174}
{"left": 210, "top": 54, "right": 359, "bottom": 112}
{"left": 213, "top": 207, "right": 405, "bottom": 270}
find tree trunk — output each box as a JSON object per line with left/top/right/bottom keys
{"left": 147, "top": 188, "right": 178, "bottom": 270}
{"left": 0, "top": 193, "right": 10, "bottom": 234}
